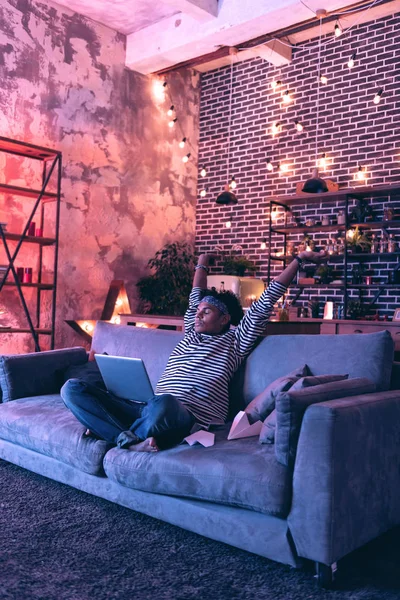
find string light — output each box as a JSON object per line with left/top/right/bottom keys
{"left": 278, "top": 162, "right": 289, "bottom": 173}
{"left": 294, "top": 120, "right": 303, "bottom": 132}
{"left": 179, "top": 137, "right": 187, "bottom": 148}
{"left": 318, "top": 152, "right": 327, "bottom": 169}
{"left": 200, "top": 165, "right": 207, "bottom": 177}
{"left": 373, "top": 88, "right": 383, "bottom": 104}
{"left": 271, "top": 122, "right": 282, "bottom": 136}
{"left": 266, "top": 159, "right": 273, "bottom": 171}
{"left": 115, "top": 298, "right": 123, "bottom": 307}
{"left": 182, "top": 153, "right": 191, "bottom": 163}
{"left": 347, "top": 52, "right": 356, "bottom": 68}
{"left": 357, "top": 165, "right": 366, "bottom": 180}
{"left": 200, "top": 189, "right": 207, "bottom": 197}
{"left": 229, "top": 176, "right": 237, "bottom": 190}
{"left": 168, "top": 118, "right": 177, "bottom": 128}
{"left": 319, "top": 73, "right": 328, "bottom": 85}
{"left": 225, "top": 214, "right": 233, "bottom": 228}
{"left": 260, "top": 238, "right": 267, "bottom": 250}
{"left": 334, "top": 22, "right": 342, "bottom": 37}
{"left": 271, "top": 79, "right": 282, "bottom": 90}
{"left": 282, "top": 90, "right": 292, "bottom": 104}
{"left": 167, "top": 105, "right": 174, "bottom": 116}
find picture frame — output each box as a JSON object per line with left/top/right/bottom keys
{"left": 393, "top": 308, "right": 400, "bottom": 322}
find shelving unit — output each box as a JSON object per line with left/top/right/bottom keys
{"left": 0, "top": 136, "right": 62, "bottom": 351}
{"left": 267, "top": 183, "right": 400, "bottom": 319}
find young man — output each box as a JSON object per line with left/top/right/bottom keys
{"left": 61, "top": 250, "right": 326, "bottom": 452}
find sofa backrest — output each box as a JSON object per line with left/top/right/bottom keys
{"left": 91, "top": 323, "right": 394, "bottom": 412}
{"left": 91, "top": 321, "right": 183, "bottom": 389}
{"left": 238, "top": 330, "right": 394, "bottom": 406}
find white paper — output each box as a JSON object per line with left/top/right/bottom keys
{"left": 184, "top": 431, "right": 215, "bottom": 447}
{"left": 227, "top": 411, "right": 262, "bottom": 440}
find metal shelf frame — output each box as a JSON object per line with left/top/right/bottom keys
{"left": 0, "top": 136, "right": 62, "bottom": 351}
{"left": 267, "top": 184, "right": 400, "bottom": 319}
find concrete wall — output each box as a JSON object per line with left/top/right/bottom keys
{"left": 0, "top": 0, "right": 200, "bottom": 352}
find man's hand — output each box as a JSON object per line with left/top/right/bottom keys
{"left": 298, "top": 250, "right": 329, "bottom": 265}
{"left": 198, "top": 253, "right": 219, "bottom": 266}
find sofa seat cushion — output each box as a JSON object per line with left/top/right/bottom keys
{"left": 0, "top": 394, "right": 111, "bottom": 475}
{"left": 103, "top": 426, "right": 292, "bottom": 516}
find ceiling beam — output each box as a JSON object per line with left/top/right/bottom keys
{"left": 162, "top": 0, "right": 218, "bottom": 22}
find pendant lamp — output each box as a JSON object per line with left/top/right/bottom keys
{"left": 302, "top": 14, "right": 329, "bottom": 194}
{"left": 216, "top": 48, "right": 238, "bottom": 205}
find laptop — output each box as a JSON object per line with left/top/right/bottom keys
{"left": 95, "top": 354, "right": 154, "bottom": 402}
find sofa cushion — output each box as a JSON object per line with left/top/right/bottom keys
{"left": 275, "top": 377, "right": 377, "bottom": 467}
{"left": 60, "top": 361, "right": 106, "bottom": 390}
{"left": 245, "top": 364, "right": 309, "bottom": 423}
{"left": 0, "top": 394, "right": 110, "bottom": 475}
{"left": 259, "top": 374, "right": 348, "bottom": 445}
{"left": 0, "top": 348, "right": 87, "bottom": 402}
{"left": 103, "top": 426, "right": 293, "bottom": 517}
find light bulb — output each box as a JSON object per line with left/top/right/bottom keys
{"left": 271, "top": 79, "right": 282, "bottom": 90}
{"left": 200, "top": 189, "right": 207, "bottom": 197}
{"left": 373, "top": 89, "right": 383, "bottom": 104}
{"left": 260, "top": 239, "right": 267, "bottom": 250}
{"left": 266, "top": 159, "right": 273, "bottom": 171}
{"left": 282, "top": 90, "right": 292, "bottom": 104}
{"left": 320, "top": 74, "right": 328, "bottom": 85}
{"left": 294, "top": 120, "right": 303, "bottom": 132}
{"left": 168, "top": 118, "right": 177, "bottom": 128}
{"left": 334, "top": 23, "right": 342, "bottom": 37}
{"left": 347, "top": 53, "right": 356, "bottom": 68}
{"left": 271, "top": 122, "right": 281, "bottom": 136}
{"left": 346, "top": 229, "right": 354, "bottom": 240}
{"left": 182, "top": 153, "right": 191, "bottom": 163}
{"left": 357, "top": 166, "right": 366, "bottom": 180}
{"left": 200, "top": 166, "right": 207, "bottom": 177}
{"left": 319, "top": 153, "right": 327, "bottom": 169}
{"left": 230, "top": 176, "right": 237, "bottom": 190}
{"left": 115, "top": 298, "right": 123, "bottom": 307}
{"left": 167, "top": 105, "right": 174, "bottom": 116}
{"left": 225, "top": 219, "right": 232, "bottom": 228}
{"left": 152, "top": 80, "right": 167, "bottom": 101}
{"left": 279, "top": 163, "right": 288, "bottom": 173}
{"left": 179, "top": 137, "right": 187, "bottom": 148}
{"left": 111, "top": 316, "right": 121, "bottom": 325}
{"left": 83, "top": 322, "right": 94, "bottom": 333}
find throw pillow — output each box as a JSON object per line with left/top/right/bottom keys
{"left": 245, "top": 364, "right": 310, "bottom": 424}
{"left": 61, "top": 361, "right": 106, "bottom": 391}
{"left": 259, "top": 374, "right": 348, "bottom": 445}
{"left": 274, "top": 377, "right": 376, "bottom": 467}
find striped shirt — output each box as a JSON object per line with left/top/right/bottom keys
{"left": 155, "top": 280, "right": 287, "bottom": 428}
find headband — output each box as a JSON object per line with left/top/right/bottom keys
{"left": 201, "top": 296, "right": 229, "bottom": 315}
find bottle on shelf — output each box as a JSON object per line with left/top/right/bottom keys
{"left": 388, "top": 234, "right": 397, "bottom": 253}
{"left": 379, "top": 235, "right": 387, "bottom": 254}
{"left": 371, "top": 234, "right": 379, "bottom": 254}
{"left": 219, "top": 281, "right": 225, "bottom": 292}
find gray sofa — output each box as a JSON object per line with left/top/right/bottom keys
{"left": 0, "top": 321, "right": 399, "bottom": 587}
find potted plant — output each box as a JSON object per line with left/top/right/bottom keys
{"left": 215, "top": 244, "right": 257, "bottom": 277}
{"left": 136, "top": 242, "right": 196, "bottom": 315}
{"left": 314, "top": 264, "right": 333, "bottom": 284}
{"left": 346, "top": 226, "right": 372, "bottom": 253}
{"left": 347, "top": 300, "right": 364, "bottom": 319}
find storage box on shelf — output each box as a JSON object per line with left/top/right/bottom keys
{"left": 0, "top": 136, "right": 62, "bottom": 351}
{"left": 267, "top": 183, "right": 400, "bottom": 320}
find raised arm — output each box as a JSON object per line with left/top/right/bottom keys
{"left": 184, "top": 253, "right": 214, "bottom": 333}
{"left": 233, "top": 250, "right": 327, "bottom": 358}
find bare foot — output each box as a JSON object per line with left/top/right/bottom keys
{"left": 128, "top": 437, "right": 159, "bottom": 452}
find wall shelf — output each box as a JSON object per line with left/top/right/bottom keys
{"left": 0, "top": 136, "right": 62, "bottom": 351}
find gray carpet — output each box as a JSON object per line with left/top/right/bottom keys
{"left": 0, "top": 460, "right": 399, "bottom": 600}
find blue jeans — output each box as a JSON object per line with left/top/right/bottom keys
{"left": 61, "top": 379, "right": 196, "bottom": 450}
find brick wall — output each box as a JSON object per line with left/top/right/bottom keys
{"left": 196, "top": 12, "right": 400, "bottom": 317}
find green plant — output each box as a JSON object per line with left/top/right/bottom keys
{"left": 216, "top": 244, "right": 257, "bottom": 276}
{"left": 346, "top": 226, "right": 372, "bottom": 253}
{"left": 136, "top": 242, "right": 196, "bottom": 316}
{"left": 315, "top": 264, "right": 333, "bottom": 284}
{"left": 347, "top": 300, "right": 364, "bottom": 319}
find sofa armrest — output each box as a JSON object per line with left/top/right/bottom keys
{"left": 287, "top": 390, "right": 400, "bottom": 565}
{"left": 0, "top": 347, "right": 87, "bottom": 402}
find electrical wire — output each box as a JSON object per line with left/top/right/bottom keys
{"left": 315, "top": 17, "right": 322, "bottom": 169}
{"left": 225, "top": 51, "right": 235, "bottom": 185}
